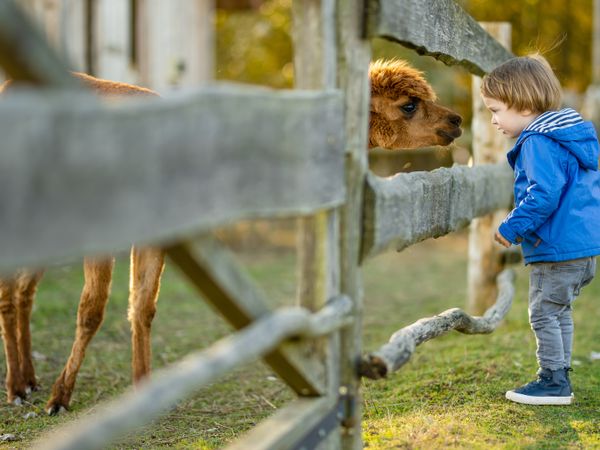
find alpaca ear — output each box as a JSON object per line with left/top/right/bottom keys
{"left": 370, "top": 96, "right": 402, "bottom": 120}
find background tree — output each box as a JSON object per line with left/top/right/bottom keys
{"left": 460, "top": 0, "right": 593, "bottom": 92}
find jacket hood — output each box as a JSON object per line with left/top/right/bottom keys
{"left": 508, "top": 108, "right": 599, "bottom": 171}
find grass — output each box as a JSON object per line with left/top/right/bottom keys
{"left": 1, "top": 230, "right": 600, "bottom": 449}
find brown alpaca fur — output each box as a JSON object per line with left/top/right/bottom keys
{"left": 0, "top": 73, "right": 165, "bottom": 415}
{"left": 369, "top": 59, "right": 462, "bottom": 149}
{"left": 0, "top": 59, "right": 462, "bottom": 414}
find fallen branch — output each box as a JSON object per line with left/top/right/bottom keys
{"left": 360, "top": 269, "right": 515, "bottom": 379}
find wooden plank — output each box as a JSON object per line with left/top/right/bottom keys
{"left": 166, "top": 237, "right": 331, "bottom": 396}
{"left": 0, "top": 86, "right": 345, "bottom": 271}
{"left": 0, "top": 0, "right": 77, "bottom": 85}
{"left": 17, "top": 0, "right": 87, "bottom": 72}
{"left": 584, "top": 1, "right": 600, "bottom": 129}
{"left": 58, "top": 0, "right": 87, "bottom": 72}
{"left": 337, "top": 0, "right": 372, "bottom": 447}
{"left": 17, "top": 0, "right": 61, "bottom": 52}
{"left": 225, "top": 397, "right": 336, "bottom": 450}
{"left": 59, "top": 0, "right": 88, "bottom": 72}
{"left": 366, "top": 0, "right": 514, "bottom": 75}
{"left": 360, "top": 269, "right": 515, "bottom": 379}
{"left": 467, "top": 23, "right": 513, "bottom": 314}
{"left": 361, "top": 164, "right": 514, "bottom": 261}
{"left": 92, "top": 0, "right": 135, "bottom": 83}
{"left": 292, "top": 3, "right": 343, "bottom": 446}
{"left": 33, "top": 304, "right": 352, "bottom": 450}
{"left": 199, "top": 0, "right": 214, "bottom": 83}
{"left": 137, "top": 0, "right": 213, "bottom": 90}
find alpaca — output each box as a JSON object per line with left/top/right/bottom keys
{"left": 0, "top": 73, "right": 164, "bottom": 415}
{"left": 0, "top": 60, "right": 462, "bottom": 414}
{"left": 369, "top": 59, "right": 462, "bottom": 149}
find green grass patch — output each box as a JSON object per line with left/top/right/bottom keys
{"left": 1, "top": 232, "right": 599, "bottom": 448}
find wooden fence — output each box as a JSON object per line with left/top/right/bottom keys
{"left": 1, "top": 0, "right": 213, "bottom": 89}
{"left": 0, "top": 0, "right": 517, "bottom": 448}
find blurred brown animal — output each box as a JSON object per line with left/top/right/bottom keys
{"left": 0, "top": 73, "right": 164, "bottom": 415}
{"left": 0, "top": 59, "right": 462, "bottom": 414}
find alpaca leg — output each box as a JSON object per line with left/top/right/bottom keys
{"left": 0, "top": 277, "right": 27, "bottom": 404}
{"left": 47, "top": 257, "right": 113, "bottom": 415}
{"left": 15, "top": 270, "right": 44, "bottom": 392}
{"left": 128, "top": 246, "right": 165, "bottom": 383}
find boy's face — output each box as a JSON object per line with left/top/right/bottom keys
{"left": 482, "top": 96, "right": 538, "bottom": 138}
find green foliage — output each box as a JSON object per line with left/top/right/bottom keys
{"left": 215, "top": 0, "right": 293, "bottom": 88}
{"left": 458, "top": 0, "right": 593, "bottom": 92}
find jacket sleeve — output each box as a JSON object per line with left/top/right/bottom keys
{"left": 498, "top": 135, "right": 567, "bottom": 245}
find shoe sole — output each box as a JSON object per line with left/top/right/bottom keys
{"left": 505, "top": 390, "right": 573, "bottom": 405}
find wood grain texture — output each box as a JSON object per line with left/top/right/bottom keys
{"left": 34, "top": 300, "right": 353, "bottom": 450}
{"left": 367, "top": 0, "right": 513, "bottom": 75}
{"left": 361, "top": 163, "right": 514, "bottom": 261}
{"left": 337, "top": 0, "right": 372, "bottom": 446}
{"left": 0, "top": 0, "right": 77, "bottom": 85}
{"left": 467, "top": 23, "right": 513, "bottom": 314}
{"left": 0, "top": 86, "right": 344, "bottom": 271}
{"left": 292, "top": 8, "right": 342, "bottom": 446}
{"left": 166, "top": 238, "right": 351, "bottom": 397}
{"left": 225, "top": 397, "right": 336, "bottom": 450}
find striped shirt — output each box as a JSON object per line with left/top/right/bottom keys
{"left": 524, "top": 108, "right": 584, "bottom": 134}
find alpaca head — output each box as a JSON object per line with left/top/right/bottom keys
{"left": 368, "top": 59, "right": 462, "bottom": 149}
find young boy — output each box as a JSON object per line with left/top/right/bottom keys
{"left": 481, "top": 54, "right": 600, "bottom": 405}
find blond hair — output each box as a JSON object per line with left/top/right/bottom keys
{"left": 481, "top": 54, "right": 562, "bottom": 113}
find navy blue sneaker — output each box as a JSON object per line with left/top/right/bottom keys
{"left": 505, "top": 368, "right": 572, "bottom": 405}
{"left": 564, "top": 367, "right": 574, "bottom": 397}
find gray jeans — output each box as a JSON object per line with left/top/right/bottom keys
{"left": 529, "top": 257, "right": 596, "bottom": 371}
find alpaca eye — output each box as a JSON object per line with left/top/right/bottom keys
{"left": 400, "top": 103, "right": 417, "bottom": 114}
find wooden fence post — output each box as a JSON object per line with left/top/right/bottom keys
{"left": 594, "top": 0, "right": 600, "bottom": 85}
{"left": 583, "top": 0, "right": 600, "bottom": 125}
{"left": 294, "top": 0, "right": 371, "bottom": 447}
{"left": 91, "top": 0, "right": 135, "bottom": 83}
{"left": 293, "top": 1, "right": 341, "bottom": 447}
{"left": 136, "top": 0, "right": 214, "bottom": 91}
{"left": 337, "top": 0, "right": 371, "bottom": 447}
{"left": 467, "top": 22, "right": 512, "bottom": 315}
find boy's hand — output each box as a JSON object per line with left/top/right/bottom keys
{"left": 494, "top": 230, "right": 511, "bottom": 248}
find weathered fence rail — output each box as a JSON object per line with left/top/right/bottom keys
{"left": 0, "top": 0, "right": 518, "bottom": 448}
{"left": 166, "top": 236, "right": 327, "bottom": 396}
{"left": 0, "top": 0, "right": 75, "bottom": 85}
{"left": 362, "top": 163, "right": 513, "bottom": 260}
{"left": 366, "top": 0, "right": 513, "bottom": 75}
{"left": 35, "top": 295, "right": 353, "bottom": 450}
{"left": 0, "top": 87, "right": 344, "bottom": 270}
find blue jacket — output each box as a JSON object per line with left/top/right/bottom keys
{"left": 498, "top": 108, "right": 600, "bottom": 264}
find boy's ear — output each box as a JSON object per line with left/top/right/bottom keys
{"left": 520, "top": 109, "right": 535, "bottom": 117}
